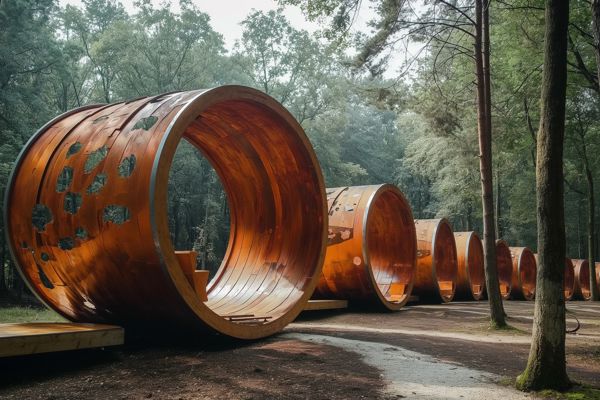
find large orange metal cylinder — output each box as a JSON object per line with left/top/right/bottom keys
{"left": 509, "top": 247, "right": 536, "bottom": 301}
{"left": 4, "top": 87, "right": 328, "bottom": 339}
{"left": 495, "top": 240, "right": 513, "bottom": 300}
{"left": 314, "top": 184, "right": 416, "bottom": 310}
{"left": 453, "top": 232, "right": 485, "bottom": 300}
{"left": 414, "top": 219, "right": 458, "bottom": 303}
{"left": 573, "top": 259, "right": 591, "bottom": 300}
{"left": 564, "top": 258, "right": 575, "bottom": 301}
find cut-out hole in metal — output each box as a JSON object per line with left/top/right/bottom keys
{"left": 132, "top": 116, "right": 158, "bottom": 131}
{"left": 84, "top": 145, "right": 108, "bottom": 173}
{"left": 103, "top": 205, "right": 130, "bottom": 224}
{"left": 75, "top": 227, "right": 88, "bottom": 240}
{"left": 56, "top": 166, "right": 74, "bottom": 192}
{"left": 86, "top": 173, "right": 107, "bottom": 195}
{"left": 32, "top": 204, "right": 53, "bottom": 232}
{"left": 64, "top": 192, "right": 82, "bottom": 214}
{"left": 118, "top": 155, "right": 136, "bottom": 177}
{"left": 58, "top": 237, "right": 74, "bottom": 250}
{"left": 66, "top": 142, "right": 82, "bottom": 158}
{"left": 38, "top": 266, "right": 54, "bottom": 289}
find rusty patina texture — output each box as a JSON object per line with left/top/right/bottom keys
{"left": 573, "top": 259, "right": 591, "bottom": 301}
{"left": 564, "top": 258, "right": 575, "bottom": 301}
{"left": 509, "top": 247, "right": 536, "bottom": 301}
{"left": 413, "top": 219, "right": 458, "bottom": 303}
{"left": 314, "top": 184, "right": 416, "bottom": 310}
{"left": 495, "top": 240, "right": 513, "bottom": 300}
{"left": 5, "top": 86, "right": 328, "bottom": 339}
{"left": 454, "top": 232, "right": 485, "bottom": 301}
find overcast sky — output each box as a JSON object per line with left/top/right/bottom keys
{"left": 58, "top": 0, "right": 413, "bottom": 78}
{"left": 58, "top": 0, "right": 375, "bottom": 49}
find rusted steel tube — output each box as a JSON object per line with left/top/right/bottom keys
{"left": 4, "top": 87, "right": 328, "bottom": 339}
{"left": 314, "top": 184, "right": 416, "bottom": 310}
{"left": 564, "top": 258, "right": 575, "bottom": 301}
{"left": 453, "top": 232, "right": 485, "bottom": 300}
{"left": 509, "top": 247, "right": 536, "bottom": 301}
{"left": 573, "top": 259, "right": 591, "bottom": 301}
{"left": 495, "top": 240, "right": 513, "bottom": 300}
{"left": 414, "top": 219, "right": 458, "bottom": 303}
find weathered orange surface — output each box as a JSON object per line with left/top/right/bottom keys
{"left": 495, "top": 240, "right": 513, "bottom": 300}
{"left": 5, "top": 87, "right": 327, "bottom": 339}
{"left": 413, "top": 219, "right": 458, "bottom": 303}
{"left": 509, "top": 247, "right": 536, "bottom": 301}
{"left": 314, "top": 185, "right": 416, "bottom": 310}
{"left": 454, "top": 232, "right": 485, "bottom": 301}
{"left": 573, "top": 259, "right": 591, "bottom": 301}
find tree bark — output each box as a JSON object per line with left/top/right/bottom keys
{"left": 592, "top": 0, "right": 600, "bottom": 87}
{"left": 585, "top": 167, "right": 599, "bottom": 300}
{"left": 476, "top": 0, "right": 506, "bottom": 327}
{"left": 517, "top": 0, "right": 571, "bottom": 391}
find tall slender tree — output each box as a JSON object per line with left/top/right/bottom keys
{"left": 476, "top": 0, "right": 506, "bottom": 327}
{"left": 517, "top": 0, "right": 572, "bottom": 391}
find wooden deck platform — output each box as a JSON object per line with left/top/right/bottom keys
{"left": 303, "top": 299, "right": 348, "bottom": 311}
{"left": 0, "top": 323, "right": 124, "bottom": 358}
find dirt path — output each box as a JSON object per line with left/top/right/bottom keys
{"left": 284, "top": 333, "right": 531, "bottom": 400}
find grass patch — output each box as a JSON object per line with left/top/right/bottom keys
{"left": 533, "top": 386, "right": 600, "bottom": 399}
{"left": 0, "top": 306, "right": 65, "bottom": 323}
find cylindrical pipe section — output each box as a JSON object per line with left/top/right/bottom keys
{"left": 4, "top": 87, "right": 328, "bottom": 339}
{"left": 509, "top": 247, "right": 536, "bottom": 301}
{"left": 454, "top": 232, "right": 485, "bottom": 300}
{"left": 573, "top": 259, "right": 591, "bottom": 301}
{"left": 414, "top": 219, "right": 458, "bottom": 303}
{"left": 315, "top": 184, "right": 416, "bottom": 310}
{"left": 495, "top": 240, "right": 513, "bottom": 300}
{"left": 564, "top": 258, "right": 575, "bottom": 301}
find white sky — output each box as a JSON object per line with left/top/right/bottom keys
{"left": 58, "top": 0, "right": 415, "bottom": 78}
{"left": 58, "top": 0, "right": 366, "bottom": 48}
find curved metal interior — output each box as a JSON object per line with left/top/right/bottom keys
{"left": 434, "top": 222, "right": 457, "bottom": 302}
{"left": 495, "top": 240, "right": 513, "bottom": 299}
{"left": 316, "top": 185, "right": 416, "bottom": 310}
{"left": 519, "top": 250, "right": 537, "bottom": 300}
{"left": 5, "top": 87, "right": 327, "bottom": 339}
{"left": 181, "top": 98, "right": 325, "bottom": 327}
{"left": 366, "top": 188, "right": 416, "bottom": 307}
{"left": 564, "top": 259, "right": 575, "bottom": 300}
{"left": 466, "top": 236, "right": 485, "bottom": 299}
{"left": 573, "top": 259, "right": 591, "bottom": 300}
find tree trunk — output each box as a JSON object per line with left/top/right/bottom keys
{"left": 517, "top": 0, "right": 571, "bottom": 391}
{"left": 495, "top": 167, "right": 502, "bottom": 239}
{"left": 586, "top": 167, "right": 599, "bottom": 300}
{"left": 476, "top": 0, "right": 506, "bottom": 328}
{"left": 592, "top": 0, "right": 600, "bottom": 87}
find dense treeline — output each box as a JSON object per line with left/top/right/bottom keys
{"left": 0, "top": 0, "right": 598, "bottom": 294}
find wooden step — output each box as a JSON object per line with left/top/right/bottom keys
{"left": 0, "top": 322, "right": 123, "bottom": 358}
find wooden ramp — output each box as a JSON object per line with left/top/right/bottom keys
{"left": 303, "top": 299, "right": 348, "bottom": 311}
{"left": 0, "top": 323, "right": 124, "bottom": 358}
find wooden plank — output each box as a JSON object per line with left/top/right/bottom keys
{"left": 0, "top": 323, "right": 124, "bottom": 358}
{"left": 303, "top": 299, "right": 348, "bottom": 311}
